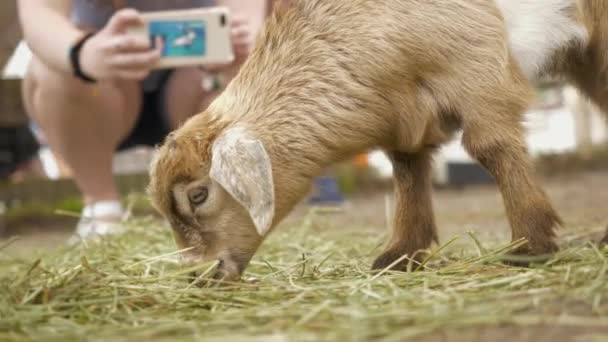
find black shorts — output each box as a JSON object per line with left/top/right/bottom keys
{"left": 117, "top": 70, "right": 174, "bottom": 151}
{"left": 0, "top": 124, "right": 41, "bottom": 179}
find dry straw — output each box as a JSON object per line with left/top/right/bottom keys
{"left": 0, "top": 213, "right": 607, "bottom": 341}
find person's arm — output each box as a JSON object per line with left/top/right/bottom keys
{"left": 17, "top": 0, "right": 83, "bottom": 73}
{"left": 17, "top": 0, "right": 162, "bottom": 81}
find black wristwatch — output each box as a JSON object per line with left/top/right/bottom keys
{"left": 68, "top": 32, "right": 97, "bottom": 83}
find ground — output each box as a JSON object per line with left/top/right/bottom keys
{"left": 1, "top": 169, "right": 607, "bottom": 341}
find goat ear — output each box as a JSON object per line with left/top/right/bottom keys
{"left": 210, "top": 127, "right": 275, "bottom": 236}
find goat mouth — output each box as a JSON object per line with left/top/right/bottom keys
{"left": 185, "top": 253, "right": 246, "bottom": 285}
{"left": 211, "top": 258, "right": 240, "bottom": 281}
{"left": 187, "top": 259, "right": 223, "bottom": 285}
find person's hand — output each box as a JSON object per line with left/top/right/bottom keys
{"left": 230, "top": 14, "right": 253, "bottom": 63}
{"left": 203, "top": 14, "right": 253, "bottom": 73}
{"left": 79, "top": 9, "right": 162, "bottom": 81}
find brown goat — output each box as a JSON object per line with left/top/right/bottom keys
{"left": 148, "top": 0, "right": 608, "bottom": 281}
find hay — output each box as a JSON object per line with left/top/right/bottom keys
{"left": 0, "top": 213, "right": 607, "bottom": 341}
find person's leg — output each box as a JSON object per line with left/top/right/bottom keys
{"left": 22, "top": 56, "right": 141, "bottom": 205}
{"left": 22, "top": 56, "right": 142, "bottom": 242}
{"left": 163, "top": 67, "right": 223, "bottom": 129}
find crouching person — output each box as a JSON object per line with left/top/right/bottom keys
{"left": 17, "top": 0, "right": 263, "bottom": 243}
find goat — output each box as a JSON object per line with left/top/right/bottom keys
{"left": 148, "top": 0, "right": 608, "bottom": 281}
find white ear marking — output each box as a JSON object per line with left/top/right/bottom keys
{"left": 210, "top": 126, "right": 275, "bottom": 236}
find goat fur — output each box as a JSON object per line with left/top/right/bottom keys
{"left": 148, "top": 0, "right": 608, "bottom": 279}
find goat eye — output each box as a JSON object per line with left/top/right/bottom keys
{"left": 188, "top": 186, "right": 208, "bottom": 206}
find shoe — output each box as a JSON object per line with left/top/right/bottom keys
{"left": 67, "top": 200, "right": 125, "bottom": 245}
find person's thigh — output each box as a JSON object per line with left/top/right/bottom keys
{"left": 21, "top": 57, "right": 144, "bottom": 202}
{"left": 22, "top": 56, "right": 142, "bottom": 148}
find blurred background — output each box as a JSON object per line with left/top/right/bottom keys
{"left": 1, "top": 1, "right": 607, "bottom": 254}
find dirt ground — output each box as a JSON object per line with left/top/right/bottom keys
{"left": 286, "top": 168, "right": 608, "bottom": 245}
{"left": 3, "top": 169, "right": 607, "bottom": 257}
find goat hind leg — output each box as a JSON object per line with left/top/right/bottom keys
{"left": 462, "top": 119, "right": 561, "bottom": 264}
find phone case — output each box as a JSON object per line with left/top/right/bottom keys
{"left": 128, "top": 7, "right": 235, "bottom": 69}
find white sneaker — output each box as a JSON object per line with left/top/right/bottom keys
{"left": 67, "top": 200, "right": 125, "bottom": 245}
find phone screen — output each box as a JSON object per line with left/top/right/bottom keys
{"left": 149, "top": 20, "right": 207, "bottom": 58}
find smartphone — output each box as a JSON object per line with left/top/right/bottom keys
{"left": 128, "top": 7, "right": 235, "bottom": 69}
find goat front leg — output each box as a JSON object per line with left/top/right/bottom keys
{"left": 372, "top": 150, "right": 439, "bottom": 271}
{"left": 462, "top": 121, "right": 561, "bottom": 263}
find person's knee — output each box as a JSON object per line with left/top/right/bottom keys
{"left": 24, "top": 57, "right": 141, "bottom": 124}
{"left": 25, "top": 57, "right": 98, "bottom": 101}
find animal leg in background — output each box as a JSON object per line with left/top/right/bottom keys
{"left": 566, "top": 48, "right": 608, "bottom": 246}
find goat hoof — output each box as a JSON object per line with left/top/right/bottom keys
{"left": 371, "top": 249, "right": 423, "bottom": 272}
{"left": 502, "top": 241, "right": 559, "bottom": 267}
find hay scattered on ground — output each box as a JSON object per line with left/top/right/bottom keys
{"left": 0, "top": 212, "right": 607, "bottom": 341}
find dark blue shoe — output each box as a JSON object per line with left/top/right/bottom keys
{"left": 307, "top": 176, "right": 345, "bottom": 206}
